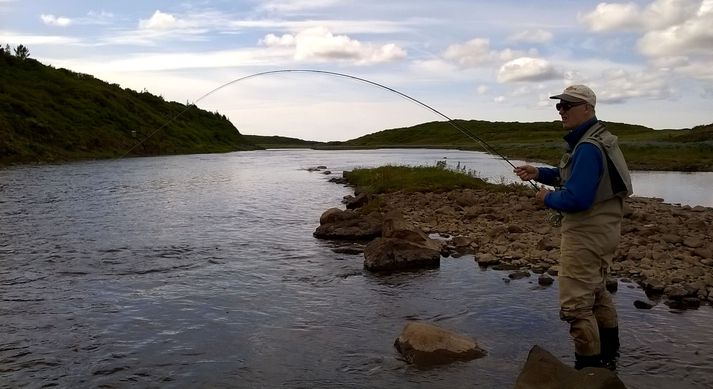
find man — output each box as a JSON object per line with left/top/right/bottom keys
{"left": 514, "top": 85, "right": 632, "bottom": 370}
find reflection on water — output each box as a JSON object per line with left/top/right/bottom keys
{"left": 1, "top": 149, "right": 712, "bottom": 388}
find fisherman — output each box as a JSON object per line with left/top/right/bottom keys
{"left": 514, "top": 85, "right": 632, "bottom": 370}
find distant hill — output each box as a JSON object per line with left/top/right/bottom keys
{"left": 243, "top": 134, "right": 324, "bottom": 148}
{"left": 0, "top": 53, "right": 259, "bottom": 166}
{"left": 336, "top": 119, "right": 713, "bottom": 171}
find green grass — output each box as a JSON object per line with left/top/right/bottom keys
{"left": 344, "top": 165, "right": 498, "bottom": 194}
{"left": 338, "top": 120, "right": 713, "bottom": 171}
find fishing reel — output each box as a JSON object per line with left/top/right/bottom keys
{"left": 546, "top": 209, "right": 563, "bottom": 227}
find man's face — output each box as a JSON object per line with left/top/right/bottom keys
{"left": 556, "top": 100, "right": 592, "bottom": 130}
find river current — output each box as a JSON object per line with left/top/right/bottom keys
{"left": 1, "top": 149, "right": 712, "bottom": 388}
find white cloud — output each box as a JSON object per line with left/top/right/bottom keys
{"left": 638, "top": 4, "right": 713, "bottom": 57}
{"left": 40, "top": 14, "right": 72, "bottom": 27}
{"left": 497, "top": 57, "right": 559, "bottom": 83}
{"left": 596, "top": 68, "right": 674, "bottom": 103}
{"left": 477, "top": 85, "right": 489, "bottom": 95}
{"left": 442, "top": 37, "right": 534, "bottom": 69}
{"left": 260, "top": 26, "right": 406, "bottom": 64}
{"left": 579, "top": 2, "right": 642, "bottom": 31}
{"left": 580, "top": 1, "right": 713, "bottom": 82}
{"left": 139, "top": 10, "right": 178, "bottom": 30}
{"left": 508, "top": 29, "right": 553, "bottom": 44}
{"left": 258, "top": 0, "right": 344, "bottom": 12}
{"left": 580, "top": 0, "right": 699, "bottom": 32}
{"left": 0, "top": 31, "right": 79, "bottom": 45}
{"left": 443, "top": 38, "right": 492, "bottom": 67}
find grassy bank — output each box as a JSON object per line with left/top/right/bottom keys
{"left": 0, "top": 54, "right": 258, "bottom": 166}
{"left": 344, "top": 165, "right": 519, "bottom": 195}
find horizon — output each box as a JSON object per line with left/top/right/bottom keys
{"left": 1, "top": 0, "right": 712, "bottom": 141}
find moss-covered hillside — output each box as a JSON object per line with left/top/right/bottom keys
{"left": 0, "top": 53, "right": 259, "bottom": 165}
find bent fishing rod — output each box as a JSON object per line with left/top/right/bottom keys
{"left": 123, "top": 69, "right": 539, "bottom": 191}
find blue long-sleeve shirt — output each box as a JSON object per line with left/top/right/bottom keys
{"left": 536, "top": 117, "right": 603, "bottom": 212}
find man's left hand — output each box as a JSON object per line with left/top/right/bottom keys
{"left": 536, "top": 186, "right": 551, "bottom": 206}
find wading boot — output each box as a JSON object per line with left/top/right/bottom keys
{"left": 600, "top": 326, "right": 620, "bottom": 370}
{"left": 574, "top": 353, "right": 603, "bottom": 370}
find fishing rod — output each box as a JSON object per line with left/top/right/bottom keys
{"left": 123, "top": 69, "right": 539, "bottom": 191}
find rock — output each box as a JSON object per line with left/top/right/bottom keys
{"left": 694, "top": 248, "right": 713, "bottom": 259}
{"left": 509, "top": 270, "right": 531, "bottom": 280}
{"left": 682, "top": 297, "right": 701, "bottom": 309}
{"left": 451, "top": 236, "right": 474, "bottom": 248}
{"left": 661, "top": 234, "right": 683, "bottom": 244}
{"left": 642, "top": 279, "right": 665, "bottom": 295}
{"left": 538, "top": 274, "right": 554, "bottom": 286}
{"left": 547, "top": 266, "right": 560, "bottom": 276}
{"left": 634, "top": 300, "right": 655, "bottom": 309}
{"left": 394, "top": 322, "right": 486, "bottom": 367}
{"left": 683, "top": 237, "right": 704, "bottom": 248}
{"left": 507, "top": 224, "right": 525, "bottom": 233}
{"left": 664, "top": 284, "right": 690, "bottom": 299}
{"left": 314, "top": 209, "right": 382, "bottom": 240}
{"left": 537, "top": 237, "right": 559, "bottom": 251}
{"left": 345, "top": 192, "right": 369, "bottom": 209}
{"left": 476, "top": 253, "right": 500, "bottom": 266}
{"left": 606, "top": 278, "right": 618, "bottom": 293}
{"left": 514, "top": 345, "right": 626, "bottom": 389}
{"left": 364, "top": 238, "right": 440, "bottom": 272}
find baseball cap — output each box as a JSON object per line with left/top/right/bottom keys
{"left": 549, "top": 85, "right": 596, "bottom": 107}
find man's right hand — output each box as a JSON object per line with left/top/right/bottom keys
{"left": 513, "top": 165, "right": 539, "bottom": 181}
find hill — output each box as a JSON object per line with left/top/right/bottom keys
{"left": 338, "top": 119, "right": 713, "bottom": 171}
{"left": 242, "top": 134, "right": 324, "bottom": 148}
{"left": 0, "top": 53, "right": 259, "bottom": 166}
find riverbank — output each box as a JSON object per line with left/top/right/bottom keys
{"left": 336, "top": 166, "right": 713, "bottom": 308}
{"left": 369, "top": 188, "right": 713, "bottom": 307}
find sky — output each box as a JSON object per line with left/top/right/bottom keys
{"left": 1, "top": 0, "right": 712, "bottom": 141}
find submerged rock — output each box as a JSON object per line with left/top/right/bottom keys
{"left": 514, "top": 345, "right": 626, "bottom": 389}
{"left": 394, "top": 322, "right": 486, "bottom": 367}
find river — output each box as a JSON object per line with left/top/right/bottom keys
{"left": 1, "top": 149, "right": 712, "bottom": 388}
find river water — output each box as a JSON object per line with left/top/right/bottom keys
{"left": 1, "top": 149, "right": 712, "bottom": 388}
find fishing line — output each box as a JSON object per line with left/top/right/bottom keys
{"left": 123, "top": 69, "right": 538, "bottom": 190}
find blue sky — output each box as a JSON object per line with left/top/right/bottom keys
{"left": 1, "top": 0, "right": 712, "bottom": 141}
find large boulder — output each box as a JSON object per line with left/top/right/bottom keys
{"left": 394, "top": 322, "right": 486, "bottom": 367}
{"left": 313, "top": 208, "right": 382, "bottom": 240}
{"left": 364, "top": 211, "right": 442, "bottom": 272}
{"left": 514, "top": 345, "right": 626, "bottom": 389}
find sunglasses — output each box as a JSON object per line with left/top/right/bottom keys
{"left": 555, "top": 101, "right": 586, "bottom": 112}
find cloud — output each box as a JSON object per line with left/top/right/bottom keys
{"left": 579, "top": 0, "right": 699, "bottom": 32}
{"left": 0, "top": 32, "right": 79, "bottom": 45}
{"left": 139, "top": 10, "right": 178, "bottom": 30}
{"left": 638, "top": 3, "right": 713, "bottom": 57}
{"left": 497, "top": 57, "right": 559, "bottom": 83}
{"left": 508, "top": 29, "right": 553, "bottom": 44}
{"left": 260, "top": 26, "right": 406, "bottom": 64}
{"left": 40, "top": 14, "right": 72, "bottom": 27}
{"left": 442, "top": 37, "right": 536, "bottom": 68}
{"left": 443, "top": 38, "right": 492, "bottom": 67}
{"left": 596, "top": 68, "right": 674, "bottom": 103}
{"left": 258, "top": 0, "right": 344, "bottom": 12}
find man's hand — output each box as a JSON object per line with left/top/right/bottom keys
{"left": 535, "top": 186, "right": 551, "bottom": 206}
{"left": 513, "top": 165, "right": 538, "bottom": 181}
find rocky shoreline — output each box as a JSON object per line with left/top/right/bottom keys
{"left": 320, "top": 179, "right": 713, "bottom": 309}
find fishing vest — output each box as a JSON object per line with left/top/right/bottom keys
{"left": 558, "top": 121, "right": 632, "bottom": 280}
{"left": 559, "top": 121, "right": 632, "bottom": 204}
